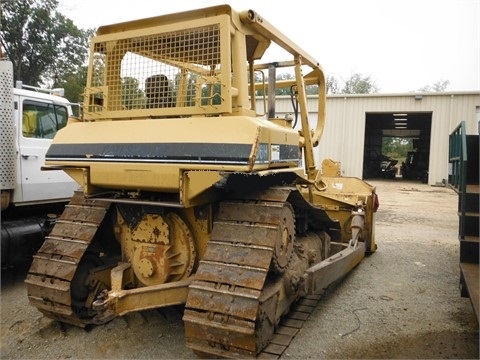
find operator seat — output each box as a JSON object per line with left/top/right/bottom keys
{"left": 145, "top": 74, "right": 175, "bottom": 108}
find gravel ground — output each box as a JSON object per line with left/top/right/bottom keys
{"left": 1, "top": 179, "right": 478, "bottom": 359}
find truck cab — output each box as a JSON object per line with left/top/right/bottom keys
{"left": 1, "top": 57, "right": 79, "bottom": 268}
{"left": 2, "top": 84, "right": 78, "bottom": 210}
{"left": 12, "top": 86, "right": 78, "bottom": 205}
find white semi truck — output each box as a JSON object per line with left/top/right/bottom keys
{"left": 1, "top": 58, "right": 78, "bottom": 268}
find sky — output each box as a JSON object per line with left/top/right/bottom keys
{"left": 58, "top": 0, "right": 479, "bottom": 93}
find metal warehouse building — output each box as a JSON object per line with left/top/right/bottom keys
{"left": 271, "top": 91, "right": 480, "bottom": 185}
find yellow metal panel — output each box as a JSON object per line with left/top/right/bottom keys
{"left": 182, "top": 170, "right": 223, "bottom": 200}
{"left": 89, "top": 163, "right": 180, "bottom": 192}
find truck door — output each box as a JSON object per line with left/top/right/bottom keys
{"left": 14, "top": 96, "right": 77, "bottom": 204}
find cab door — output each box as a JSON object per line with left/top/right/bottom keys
{"left": 13, "top": 95, "right": 77, "bottom": 204}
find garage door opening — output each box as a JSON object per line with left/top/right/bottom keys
{"left": 363, "top": 112, "right": 432, "bottom": 182}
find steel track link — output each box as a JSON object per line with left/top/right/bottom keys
{"left": 184, "top": 198, "right": 301, "bottom": 358}
{"left": 257, "top": 294, "right": 322, "bottom": 358}
{"left": 24, "top": 191, "right": 111, "bottom": 327}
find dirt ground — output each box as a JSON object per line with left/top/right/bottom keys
{"left": 1, "top": 179, "right": 478, "bottom": 359}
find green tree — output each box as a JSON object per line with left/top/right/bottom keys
{"left": 174, "top": 72, "right": 198, "bottom": 107}
{"left": 382, "top": 137, "right": 413, "bottom": 159}
{"left": 417, "top": 79, "right": 450, "bottom": 92}
{"left": 341, "top": 73, "right": 379, "bottom": 94}
{"left": 253, "top": 72, "right": 320, "bottom": 96}
{"left": 55, "top": 65, "right": 87, "bottom": 108}
{"left": 252, "top": 71, "right": 378, "bottom": 96}
{"left": 275, "top": 72, "right": 295, "bottom": 95}
{"left": 0, "top": 0, "right": 91, "bottom": 86}
{"left": 122, "top": 76, "right": 145, "bottom": 109}
{"left": 326, "top": 75, "right": 340, "bottom": 94}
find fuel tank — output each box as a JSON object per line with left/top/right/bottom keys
{"left": 1, "top": 216, "right": 55, "bottom": 268}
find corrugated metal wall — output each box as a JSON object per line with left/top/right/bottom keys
{"left": 259, "top": 92, "right": 480, "bottom": 185}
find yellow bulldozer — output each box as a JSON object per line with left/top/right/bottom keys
{"left": 26, "top": 5, "right": 378, "bottom": 358}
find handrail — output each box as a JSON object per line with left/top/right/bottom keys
{"left": 448, "top": 121, "right": 467, "bottom": 238}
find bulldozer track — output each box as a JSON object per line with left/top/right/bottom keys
{"left": 24, "top": 191, "right": 111, "bottom": 327}
{"left": 184, "top": 196, "right": 317, "bottom": 358}
{"left": 25, "top": 191, "right": 328, "bottom": 358}
{"left": 257, "top": 294, "right": 322, "bottom": 359}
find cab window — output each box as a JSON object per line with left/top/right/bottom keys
{"left": 22, "top": 100, "right": 68, "bottom": 139}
